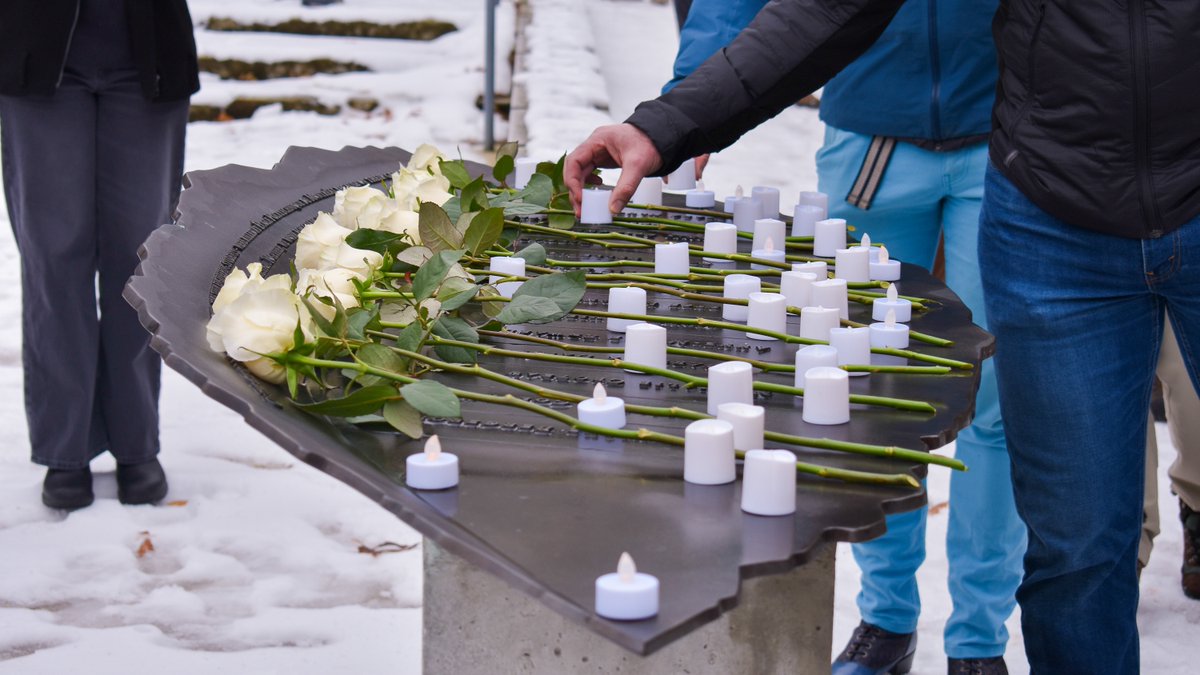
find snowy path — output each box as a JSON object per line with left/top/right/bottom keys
{"left": 0, "top": 1, "right": 1196, "bottom": 673}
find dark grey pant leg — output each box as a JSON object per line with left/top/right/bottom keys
{"left": 0, "top": 68, "right": 186, "bottom": 468}
{"left": 95, "top": 72, "right": 187, "bottom": 465}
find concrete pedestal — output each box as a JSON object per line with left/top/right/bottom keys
{"left": 423, "top": 539, "right": 836, "bottom": 675}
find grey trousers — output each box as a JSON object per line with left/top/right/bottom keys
{"left": 0, "top": 67, "right": 187, "bottom": 469}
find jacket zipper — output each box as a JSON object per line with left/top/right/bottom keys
{"left": 1129, "top": 0, "right": 1163, "bottom": 237}
{"left": 55, "top": 0, "right": 82, "bottom": 88}
{"left": 927, "top": 0, "right": 943, "bottom": 142}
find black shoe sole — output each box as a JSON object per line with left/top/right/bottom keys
{"left": 118, "top": 481, "right": 168, "bottom": 506}
{"left": 891, "top": 652, "right": 915, "bottom": 675}
{"left": 42, "top": 491, "right": 94, "bottom": 511}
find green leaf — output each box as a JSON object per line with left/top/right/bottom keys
{"left": 437, "top": 277, "right": 478, "bottom": 311}
{"left": 286, "top": 364, "right": 299, "bottom": 399}
{"left": 355, "top": 343, "right": 406, "bottom": 387}
{"left": 419, "top": 203, "right": 464, "bottom": 253}
{"left": 548, "top": 212, "right": 576, "bottom": 230}
{"left": 496, "top": 140, "right": 520, "bottom": 160}
{"left": 494, "top": 200, "right": 545, "bottom": 217}
{"left": 394, "top": 322, "right": 424, "bottom": 352}
{"left": 509, "top": 270, "right": 586, "bottom": 323}
{"left": 345, "top": 307, "right": 377, "bottom": 341}
{"left": 494, "top": 295, "right": 562, "bottom": 325}
{"left": 442, "top": 196, "right": 463, "bottom": 225}
{"left": 513, "top": 242, "right": 547, "bottom": 266}
{"left": 300, "top": 296, "right": 338, "bottom": 338}
{"left": 345, "top": 228, "right": 411, "bottom": 256}
{"left": 463, "top": 207, "right": 505, "bottom": 255}
{"left": 460, "top": 176, "right": 489, "bottom": 212}
{"left": 440, "top": 160, "right": 472, "bottom": 190}
{"left": 383, "top": 399, "right": 424, "bottom": 439}
{"left": 297, "top": 384, "right": 398, "bottom": 417}
{"left": 431, "top": 316, "right": 479, "bottom": 363}
{"left": 493, "top": 154, "right": 515, "bottom": 184}
{"left": 413, "top": 249, "right": 466, "bottom": 301}
{"left": 400, "top": 379, "right": 461, "bottom": 418}
{"left": 517, "top": 173, "right": 553, "bottom": 207}
{"left": 537, "top": 156, "right": 566, "bottom": 192}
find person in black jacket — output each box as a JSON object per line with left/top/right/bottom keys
{"left": 564, "top": 1, "right": 1200, "bottom": 672}
{"left": 0, "top": 0, "right": 199, "bottom": 509}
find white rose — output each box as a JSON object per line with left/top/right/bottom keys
{"left": 245, "top": 357, "right": 288, "bottom": 384}
{"left": 206, "top": 288, "right": 311, "bottom": 365}
{"left": 295, "top": 212, "right": 353, "bottom": 272}
{"left": 407, "top": 144, "right": 446, "bottom": 174}
{"left": 297, "top": 267, "right": 364, "bottom": 320}
{"left": 333, "top": 242, "right": 384, "bottom": 278}
{"left": 372, "top": 208, "right": 421, "bottom": 243}
{"left": 391, "top": 168, "right": 453, "bottom": 211}
{"left": 333, "top": 185, "right": 392, "bottom": 230}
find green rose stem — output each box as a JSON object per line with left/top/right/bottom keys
{"left": 383, "top": 343, "right": 960, "bottom": 474}
{"left": 288, "top": 353, "right": 924, "bottom": 488}
{"left": 471, "top": 328, "right": 953, "bottom": 375}
{"left": 623, "top": 202, "right": 734, "bottom": 219}
{"left": 386, "top": 331, "right": 936, "bottom": 413}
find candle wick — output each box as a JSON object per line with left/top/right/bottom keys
{"left": 425, "top": 434, "right": 442, "bottom": 462}
{"left": 617, "top": 552, "right": 637, "bottom": 583}
{"left": 594, "top": 382, "right": 607, "bottom": 404}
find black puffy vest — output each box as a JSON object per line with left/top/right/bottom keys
{"left": 990, "top": 0, "right": 1200, "bottom": 238}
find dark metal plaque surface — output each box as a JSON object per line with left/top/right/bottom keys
{"left": 125, "top": 146, "right": 993, "bottom": 655}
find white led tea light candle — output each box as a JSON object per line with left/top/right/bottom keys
{"left": 792, "top": 260, "right": 828, "bottom": 279}
{"left": 405, "top": 435, "right": 459, "bottom": 490}
{"left": 794, "top": 344, "right": 839, "bottom": 388}
{"left": 654, "top": 241, "right": 691, "bottom": 276}
{"left": 813, "top": 218, "right": 847, "bottom": 257}
{"left": 716, "top": 402, "right": 765, "bottom": 452}
{"left": 606, "top": 286, "right": 647, "bottom": 333}
{"left": 512, "top": 157, "right": 539, "bottom": 189}
{"left": 577, "top": 383, "right": 626, "bottom": 430}
{"left": 792, "top": 203, "right": 824, "bottom": 237}
{"left": 872, "top": 284, "right": 912, "bottom": 323}
{"left": 780, "top": 270, "right": 817, "bottom": 308}
{"left": 870, "top": 309, "right": 910, "bottom": 349}
{"left": 580, "top": 188, "right": 613, "bottom": 225}
{"left": 707, "top": 361, "right": 754, "bottom": 415}
{"left": 834, "top": 246, "right": 871, "bottom": 283}
{"left": 623, "top": 322, "right": 667, "bottom": 372}
{"left": 752, "top": 218, "right": 786, "bottom": 253}
{"left": 798, "top": 190, "right": 829, "bottom": 218}
{"left": 489, "top": 256, "right": 525, "bottom": 298}
{"left": 723, "top": 185, "right": 746, "bottom": 213}
{"left": 722, "top": 274, "right": 761, "bottom": 321}
{"left": 746, "top": 292, "right": 787, "bottom": 340}
{"left": 856, "top": 233, "right": 881, "bottom": 263}
{"left": 799, "top": 306, "right": 840, "bottom": 341}
{"left": 811, "top": 278, "right": 850, "bottom": 320}
{"left": 802, "top": 366, "right": 851, "bottom": 425}
{"left": 703, "top": 221, "right": 738, "bottom": 261}
{"left": 630, "top": 176, "right": 663, "bottom": 207}
{"left": 666, "top": 158, "right": 697, "bottom": 191}
{"left": 595, "top": 552, "right": 659, "bottom": 621}
{"left": 733, "top": 193, "right": 759, "bottom": 233}
{"left": 750, "top": 237, "right": 786, "bottom": 270}
{"left": 751, "top": 186, "right": 781, "bottom": 219}
{"left": 828, "top": 326, "right": 872, "bottom": 376}
{"left": 740, "top": 449, "right": 798, "bottom": 517}
{"left": 684, "top": 418, "right": 737, "bottom": 485}
{"left": 687, "top": 180, "right": 717, "bottom": 208}
{"left": 870, "top": 245, "right": 901, "bottom": 281}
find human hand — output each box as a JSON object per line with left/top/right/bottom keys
{"left": 564, "top": 123, "right": 662, "bottom": 216}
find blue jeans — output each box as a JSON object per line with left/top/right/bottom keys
{"left": 979, "top": 163, "right": 1200, "bottom": 673}
{"left": 819, "top": 128, "right": 1026, "bottom": 658}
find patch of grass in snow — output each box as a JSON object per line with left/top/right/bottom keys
{"left": 198, "top": 56, "right": 370, "bottom": 81}
{"left": 205, "top": 16, "right": 457, "bottom": 41}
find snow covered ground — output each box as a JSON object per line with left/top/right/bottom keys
{"left": 0, "top": 1, "right": 1197, "bottom": 673}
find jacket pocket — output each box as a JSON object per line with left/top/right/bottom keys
{"left": 1004, "top": 2, "right": 1047, "bottom": 168}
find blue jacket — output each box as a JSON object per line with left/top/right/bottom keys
{"left": 664, "top": 0, "right": 997, "bottom": 141}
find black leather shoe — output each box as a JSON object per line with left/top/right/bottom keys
{"left": 949, "top": 656, "right": 1009, "bottom": 675}
{"left": 42, "top": 467, "right": 94, "bottom": 510}
{"left": 117, "top": 459, "right": 168, "bottom": 505}
{"left": 832, "top": 621, "right": 917, "bottom": 675}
